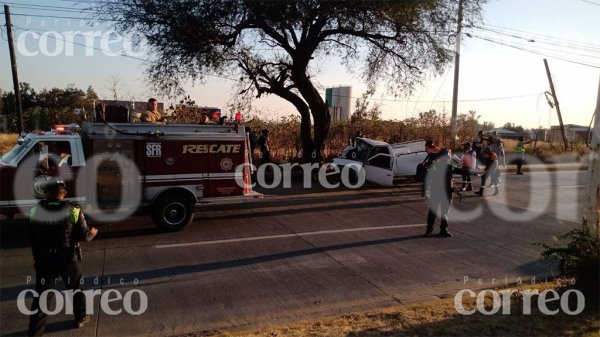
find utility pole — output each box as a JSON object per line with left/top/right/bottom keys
{"left": 584, "top": 76, "right": 600, "bottom": 232}
{"left": 450, "top": 0, "right": 464, "bottom": 147}
{"left": 543, "top": 59, "right": 568, "bottom": 151}
{"left": 4, "top": 5, "right": 24, "bottom": 134}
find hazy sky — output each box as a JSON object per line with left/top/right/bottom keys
{"left": 1, "top": 0, "right": 599, "bottom": 129}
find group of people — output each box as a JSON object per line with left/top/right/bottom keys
{"left": 421, "top": 131, "right": 531, "bottom": 238}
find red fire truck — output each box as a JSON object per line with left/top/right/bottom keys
{"left": 0, "top": 122, "right": 260, "bottom": 231}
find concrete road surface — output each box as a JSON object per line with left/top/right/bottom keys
{"left": 0, "top": 169, "right": 587, "bottom": 336}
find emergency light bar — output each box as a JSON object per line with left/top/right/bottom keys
{"left": 53, "top": 124, "right": 81, "bottom": 135}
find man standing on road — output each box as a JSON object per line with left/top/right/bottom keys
{"left": 422, "top": 148, "right": 454, "bottom": 238}
{"left": 258, "top": 129, "right": 271, "bottom": 164}
{"left": 27, "top": 178, "right": 98, "bottom": 336}
{"left": 459, "top": 142, "right": 476, "bottom": 191}
{"left": 515, "top": 136, "right": 533, "bottom": 175}
{"left": 475, "top": 146, "right": 499, "bottom": 196}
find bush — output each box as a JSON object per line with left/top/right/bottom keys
{"left": 537, "top": 220, "right": 600, "bottom": 310}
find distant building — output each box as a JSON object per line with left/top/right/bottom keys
{"left": 548, "top": 124, "right": 591, "bottom": 142}
{"left": 488, "top": 128, "right": 532, "bottom": 140}
{"left": 325, "top": 86, "right": 353, "bottom": 122}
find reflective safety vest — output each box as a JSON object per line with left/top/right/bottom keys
{"left": 515, "top": 141, "right": 525, "bottom": 154}
{"left": 29, "top": 201, "right": 81, "bottom": 249}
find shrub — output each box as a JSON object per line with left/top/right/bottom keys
{"left": 537, "top": 220, "right": 600, "bottom": 310}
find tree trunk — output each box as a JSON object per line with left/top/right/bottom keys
{"left": 292, "top": 69, "right": 330, "bottom": 162}
{"left": 271, "top": 87, "right": 314, "bottom": 162}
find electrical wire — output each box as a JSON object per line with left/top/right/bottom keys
{"left": 471, "top": 26, "right": 600, "bottom": 54}
{"left": 469, "top": 34, "right": 600, "bottom": 69}
{"left": 580, "top": 0, "right": 600, "bottom": 6}
{"left": 480, "top": 23, "right": 600, "bottom": 50}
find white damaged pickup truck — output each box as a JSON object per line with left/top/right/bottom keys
{"left": 329, "top": 137, "right": 428, "bottom": 186}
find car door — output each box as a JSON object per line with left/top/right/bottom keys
{"left": 395, "top": 151, "right": 428, "bottom": 176}
{"left": 364, "top": 146, "right": 394, "bottom": 186}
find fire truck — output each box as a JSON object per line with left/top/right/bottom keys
{"left": 0, "top": 121, "right": 260, "bottom": 231}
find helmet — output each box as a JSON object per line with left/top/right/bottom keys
{"left": 44, "top": 178, "right": 66, "bottom": 193}
{"left": 425, "top": 140, "right": 435, "bottom": 148}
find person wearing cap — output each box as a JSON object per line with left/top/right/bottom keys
{"left": 140, "top": 98, "right": 167, "bottom": 124}
{"left": 475, "top": 146, "right": 499, "bottom": 196}
{"left": 27, "top": 178, "right": 98, "bottom": 336}
{"left": 422, "top": 140, "right": 442, "bottom": 167}
{"left": 258, "top": 129, "right": 271, "bottom": 164}
{"left": 422, "top": 148, "right": 455, "bottom": 238}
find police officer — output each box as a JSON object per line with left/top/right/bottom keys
{"left": 28, "top": 178, "right": 98, "bottom": 336}
{"left": 422, "top": 148, "right": 454, "bottom": 238}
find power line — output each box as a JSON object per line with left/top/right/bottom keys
{"left": 469, "top": 34, "right": 600, "bottom": 69}
{"left": 471, "top": 26, "right": 600, "bottom": 53}
{"left": 470, "top": 28, "right": 600, "bottom": 59}
{"left": 480, "top": 23, "right": 600, "bottom": 49}
{"left": 579, "top": 0, "right": 600, "bottom": 5}
{"left": 0, "top": 11, "right": 109, "bottom": 21}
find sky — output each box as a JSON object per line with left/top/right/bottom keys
{"left": 0, "top": 0, "right": 599, "bottom": 130}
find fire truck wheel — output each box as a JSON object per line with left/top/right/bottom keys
{"left": 152, "top": 195, "right": 195, "bottom": 231}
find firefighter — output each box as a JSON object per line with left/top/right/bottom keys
{"left": 422, "top": 148, "right": 454, "bottom": 238}
{"left": 200, "top": 113, "right": 214, "bottom": 125}
{"left": 475, "top": 146, "right": 499, "bottom": 196}
{"left": 140, "top": 98, "right": 167, "bottom": 124}
{"left": 28, "top": 178, "right": 98, "bottom": 336}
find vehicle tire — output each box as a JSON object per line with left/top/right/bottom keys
{"left": 152, "top": 195, "right": 195, "bottom": 231}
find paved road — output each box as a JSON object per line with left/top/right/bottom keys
{"left": 0, "top": 170, "right": 587, "bottom": 337}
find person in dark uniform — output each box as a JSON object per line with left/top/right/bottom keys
{"left": 416, "top": 140, "right": 441, "bottom": 181}
{"left": 258, "top": 129, "right": 271, "bottom": 164}
{"left": 422, "top": 148, "right": 454, "bottom": 238}
{"left": 28, "top": 178, "right": 98, "bottom": 336}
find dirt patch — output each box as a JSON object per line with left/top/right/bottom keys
{"left": 188, "top": 283, "right": 599, "bottom": 337}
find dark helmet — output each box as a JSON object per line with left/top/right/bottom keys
{"left": 425, "top": 140, "right": 435, "bottom": 148}
{"left": 44, "top": 178, "right": 66, "bottom": 193}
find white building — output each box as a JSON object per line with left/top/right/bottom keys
{"left": 325, "top": 86, "right": 353, "bottom": 122}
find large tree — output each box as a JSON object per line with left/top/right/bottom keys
{"left": 97, "top": 0, "right": 484, "bottom": 161}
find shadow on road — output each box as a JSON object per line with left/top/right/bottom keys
{"left": 0, "top": 233, "right": 425, "bottom": 302}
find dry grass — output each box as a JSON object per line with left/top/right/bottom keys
{"left": 203, "top": 283, "right": 599, "bottom": 337}
{"left": 0, "top": 133, "right": 17, "bottom": 155}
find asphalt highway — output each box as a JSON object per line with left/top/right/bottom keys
{"left": 0, "top": 169, "right": 587, "bottom": 336}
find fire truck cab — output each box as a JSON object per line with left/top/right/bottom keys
{"left": 0, "top": 122, "right": 260, "bottom": 231}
